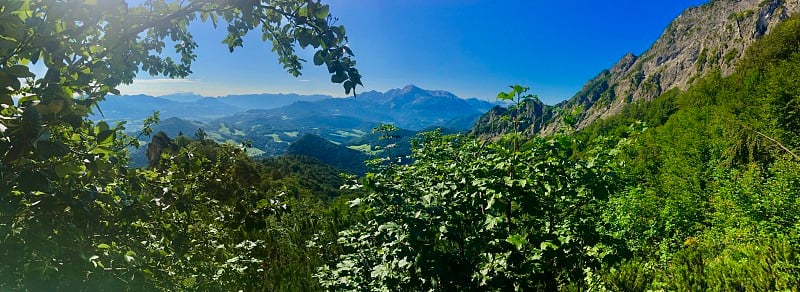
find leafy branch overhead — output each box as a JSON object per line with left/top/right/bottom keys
{"left": 0, "top": 0, "right": 361, "bottom": 165}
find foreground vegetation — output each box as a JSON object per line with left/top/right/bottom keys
{"left": 2, "top": 0, "right": 800, "bottom": 290}
{"left": 321, "top": 13, "right": 800, "bottom": 290}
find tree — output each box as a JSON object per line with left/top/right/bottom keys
{"left": 0, "top": 0, "right": 361, "bottom": 164}
{"left": 0, "top": 0, "right": 360, "bottom": 289}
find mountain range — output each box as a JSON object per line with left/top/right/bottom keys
{"left": 98, "top": 85, "right": 494, "bottom": 131}
{"left": 108, "top": 85, "right": 498, "bottom": 167}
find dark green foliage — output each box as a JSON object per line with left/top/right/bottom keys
{"left": 601, "top": 259, "right": 655, "bottom": 292}
{"left": 317, "top": 132, "right": 622, "bottom": 290}
{"left": 0, "top": 0, "right": 364, "bottom": 289}
{"left": 147, "top": 11, "right": 800, "bottom": 289}
{"left": 287, "top": 133, "right": 369, "bottom": 174}
{"left": 258, "top": 155, "right": 348, "bottom": 200}
{"left": 1, "top": 128, "right": 361, "bottom": 290}
{"left": 591, "top": 13, "right": 800, "bottom": 290}
{"left": 4, "top": 0, "right": 800, "bottom": 289}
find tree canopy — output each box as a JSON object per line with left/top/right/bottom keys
{"left": 0, "top": 0, "right": 362, "bottom": 289}
{"left": 0, "top": 0, "right": 362, "bottom": 165}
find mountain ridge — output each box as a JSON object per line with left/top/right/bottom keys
{"left": 473, "top": 0, "right": 800, "bottom": 137}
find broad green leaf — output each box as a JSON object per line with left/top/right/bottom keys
{"left": 97, "top": 121, "right": 110, "bottom": 132}
{"left": 316, "top": 5, "right": 330, "bottom": 19}
{"left": 331, "top": 71, "right": 347, "bottom": 83}
{"left": 313, "top": 50, "right": 325, "bottom": 66}
{"left": 540, "top": 241, "right": 558, "bottom": 251}
{"left": 124, "top": 251, "right": 136, "bottom": 262}
{"left": 506, "top": 234, "right": 527, "bottom": 250}
{"left": 55, "top": 163, "right": 82, "bottom": 178}
{"left": 96, "top": 130, "right": 115, "bottom": 147}
{"left": 7, "top": 65, "right": 34, "bottom": 78}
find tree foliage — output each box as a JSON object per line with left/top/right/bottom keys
{"left": 593, "top": 13, "right": 800, "bottom": 290}
{"left": 0, "top": 0, "right": 362, "bottom": 289}
{"left": 317, "top": 131, "right": 622, "bottom": 291}
{"left": 3, "top": 0, "right": 800, "bottom": 290}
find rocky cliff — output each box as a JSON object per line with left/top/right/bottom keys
{"left": 474, "top": 0, "right": 800, "bottom": 137}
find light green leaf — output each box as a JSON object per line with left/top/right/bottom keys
{"left": 540, "top": 241, "right": 558, "bottom": 251}
{"left": 124, "top": 251, "right": 136, "bottom": 262}
{"left": 506, "top": 234, "right": 527, "bottom": 250}
{"left": 316, "top": 5, "right": 330, "bottom": 19}
{"left": 55, "top": 164, "right": 81, "bottom": 178}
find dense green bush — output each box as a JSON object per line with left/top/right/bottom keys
{"left": 317, "top": 131, "right": 622, "bottom": 290}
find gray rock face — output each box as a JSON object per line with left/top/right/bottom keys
{"left": 572, "top": 0, "right": 800, "bottom": 130}
{"left": 476, "top": 0, "right": 800, "bottom": 137}
{"left": 569, "top": 0, "right": 800, "bottom": 130}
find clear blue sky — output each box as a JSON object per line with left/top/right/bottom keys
{"left": 119, "top": 0, "right": 709, "bottom": 104}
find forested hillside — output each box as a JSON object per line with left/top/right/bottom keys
{"left": 2, "top": 0, "right": 800, "bottom": 290}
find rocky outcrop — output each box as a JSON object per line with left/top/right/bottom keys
{"left": 470, "top": 99, "right": 554, "bottom": 138}
{"left": 566, "top": 0, "right": 800, "bottom": 130}
{"left": 146, "top": 132, "right": 178, "bottom": 168}
{"left": 474, "top": 0, "right": 800, "bottom": 137}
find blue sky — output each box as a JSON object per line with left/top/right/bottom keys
{"left": 119, "top": 0, "right": 709, "bottom": 104}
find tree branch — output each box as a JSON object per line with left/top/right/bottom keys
{"left": 742, "top": 124, "right": 800, "bottom": 161}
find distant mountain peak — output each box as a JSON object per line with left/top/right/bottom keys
{"left": 397, "top": 84, "right": 426, "bottom": 96}
{"left": 401, "top": 84, "right": 420, "bottom": 91}
{"left": 158, "top": 92, "right": 206, "bottom": 102}
{"left": 391, "top": 84, "right": 458, "bottom": 99}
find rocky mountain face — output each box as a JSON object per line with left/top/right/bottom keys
{"left": 470, "top": 99, "right": 554, "bottom": 137}
{"left": 474, "top": 0, "right": 800, "bottom": 137}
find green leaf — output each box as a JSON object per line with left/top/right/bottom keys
{"left": 36, "top": 140, "right": 70, "bottom": 159}
{"left": 540, "top": 241, "right": 558, "bottom": 251}
{"left": 124, "top": 251, "right": 136, "bottom": 263}
{"left": 506, "top": 234, "right": 527, "bottom": 250}
{"left": 97, "top": 130, "right": 115, "bottom": 147}
{"left": 89, "top": 45, "right": 103, "bottom": 54}
{"left": 313, "top": 50, "right": 325, "bottom": 66}
{"left": 55, "top": 163, "right": 82, "bottom": 178}
{"left": 7, "top": 65, "right": 34, "bottom": 78}
{"left": 331, "top": 71, "right": 347, "bottom": 83}
{"left": 97, "top": 243, "right": 111, "bottom": 249}
{"left": 0, "top": 39, "right": 17, "bottom": 51}
{"left": 89, "top": 255, "right": 100, "bottom": 268}
{"left": 96, "top": 121, "right": 110, "bottom": 133}
{"left": 316, "top": 5, "right": 330, "bottom": 19}
{"left": 344, "top": 80, "right": 354, "bottom": 95}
